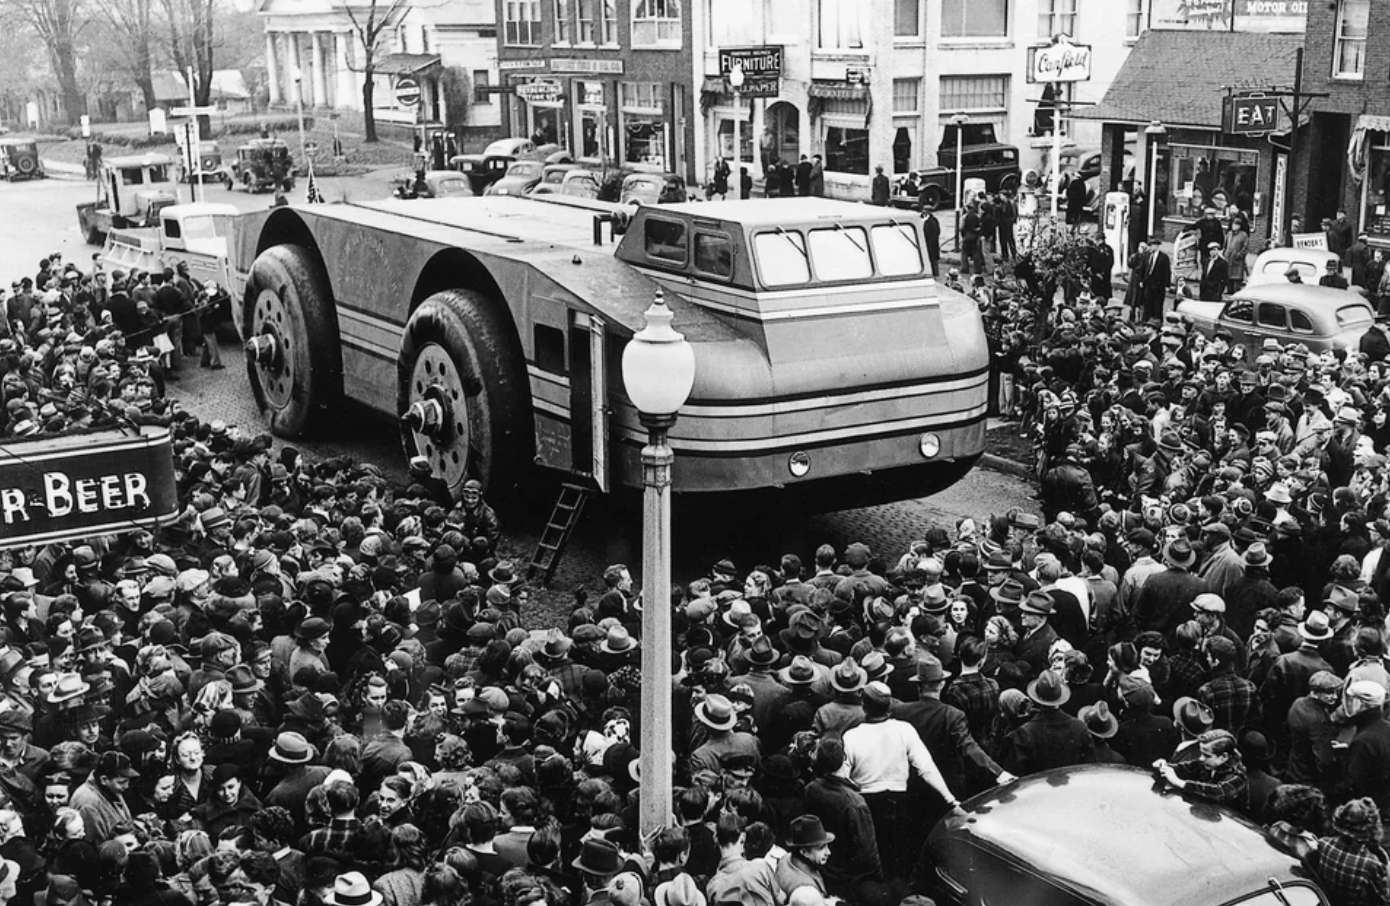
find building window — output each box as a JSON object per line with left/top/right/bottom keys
{"left": 632, "top": 0, "right": 681, "bottom": 46}
{"left": 473, "top": 70, "right": 491, "bottom": 103}
{"left": 554, "top": 0, "right": 573, "bottom": 43}
{"left": 1126, "top": 0, "right": 1145, "bottom": 38}
{"left": 504, "top": 0, "right": 541, "bottom": 45}
{"left": 894, "top": 0, "right": 920, "bottom": 37}
{"left": 1334, "top": 0, "right": 1369, "bottom": 78}
{"left": 1037, "top": 0, "right": 1076, "bottom": 39}
{"left": 578, "top": 0, "right": 595, "bottom": 42}
{"left": 940, "top": 75, "right": 1009, "bottom": 114}
{"left": 819, "top": 0, "right": 865, "bottom": 50}
{"left": 601, "top": 0, "right": 617, "bottom": 42}
{"left": 821, "top": 97, "right": 869, "bottom": 175}
{"left": 942, "top": 0, "right": 1008, "bottom": 37}
{"left": 710, "top": 0, "right": 756, "bottom": 44}
{"left": 893, "top": 78, "right": 920, "bottom": 114}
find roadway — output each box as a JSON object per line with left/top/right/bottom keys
{"left": 0, "top": 172, "right": 1037, "bottom": 611}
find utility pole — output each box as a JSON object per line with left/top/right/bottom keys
{"left": 1285, "top": 46, "right": 1302, "bottom": 243}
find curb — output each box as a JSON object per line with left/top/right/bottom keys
{"left": 979, "top": 452, "right": 1034, "bottom": 479}
{"left": 40, "top": 160, "right": 86, "bottom": 181}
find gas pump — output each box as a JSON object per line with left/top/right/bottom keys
{"left": 1104, "top": 191, "right": 1130, "bottom": 278}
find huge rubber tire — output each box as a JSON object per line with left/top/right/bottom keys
{"left": 397, "top": 289, "right": 532, "bottom": 501}
{"left": 242, "top": 244, "right": 342, "bottom": 437}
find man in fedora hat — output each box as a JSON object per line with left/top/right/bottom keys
{"left": 894, "top": 653, "right": 1013, "bottom": 798}
{"left": 816, "top": 658, "right": 868, "bottom": 737}
{"left": 1016, "top": 591, "right": 1060, "bottom": 678}
{"left": 1260, "top": 610, "right": 1334, "bottom": 733}
{"left": 690, "top": 694, "right": 761, "bottom": 776}
{"left": 573, "top": 837, "right": 623, "bottom": 901}
{"left": 741, "top": 635, "right": 793, "bottom": 732}
{"left": 1133, "top": 536, "right": 1209, "bottom": 635}
{"left": 264, "top": 732, "right": 331, "bottom": 835}
{"left": 0, "top": 711, "right": 46, "bottom": 783}
{"left": 1000, "top": 670, "right": 1094, "bottom": 775}
{"left": 323, "top": 870, "right": 384, "bottom": 906}
{"left": 774, "top": 815, "right": 835, "bottom": 900}
{"left": 844, "top": 681, "right": 963, "bottom": 879}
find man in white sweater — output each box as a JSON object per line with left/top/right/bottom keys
{"left": 843, "top": 681, "right": 963, "bottom": 882}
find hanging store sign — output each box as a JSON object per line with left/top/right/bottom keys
{"left": 551, "top": 59, "right": 625, "bottom": 74}
{"left": 1027, "top": 37, "right": 1093, "bottom": 83}
{"left": 500, "top": 59, "right": 547, "bottom": 71}
{"left": 517, "top": 79, "right": 564, "bottom": 104}
{"left": 1224, "top": 94, "right": 1281, "bottom": 135}
{"left": 0, "top": 427, "right": 178, "bottom": 550}
{"left": 718, "top": 46, "right": 783, "bottom": 98}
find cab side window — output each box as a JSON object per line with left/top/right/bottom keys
{"left": 1224, "top": 299, "right": 1253, "bottom": 323}
{"left": 1257, "top": 303, "right": 1287, "bottom": 329}
{"left": 644, "top": 219, "right": 688, "bottom": 265}
{"left": 694, "top": 232, "right": 733, "bottom": 279}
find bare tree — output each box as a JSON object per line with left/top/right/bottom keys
{"left": 159, "top": 0, "right": 215, "bottom": 130}
{"left": 95, "top": 0, "right": 157, "bottom": 111}
{"left": 340, "top": 0, "right": 410, "bottom": 143}
{"left": 0, "top": 0, "right": 87, "bottom": 125}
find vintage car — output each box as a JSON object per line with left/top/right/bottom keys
{"left": 1176, "top": 282, "right": 1374, "bottom": 355}
{"left": 450, "top": 139, "right": 573, "bottom": 195}
{"left": 557, "top": 169, "right": 603, "bottom": 199}
{"left": 0, "top": 138, "right": 44, "bottom": 181}
{"left": 925, "top": 765, "right": 1327, "bottom": 906}
{"left": 620, "top": 171, "right": 688, "bottom": 205}
{"left": 891, "top": 143, "right": 1022, "bottom": 209}
{"left": 229, "top": 138, "right": 294, "bottom": 193}
{"left": 177, "top": 140, "right": 224, "bottom": 184}
{"left": 392, "top": 170, "right": 475, "bottom": 199}
{"left": 524, "top": 163, "right": 584, "bottom": 196}
{"left": 1247, "top": 246, "right": 1356, "bottom": 290}
{"left": 485, "top": 159, "right": 550, "bottom": 197}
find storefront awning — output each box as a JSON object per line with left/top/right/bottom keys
{"left": 1347, "top": 115, "right": 1390, "bottom": 184}
{"left": 808, "top": 83, "right": 868, "bottom": 101}
{"left": 374, "top": 53, "right": 442, "bottom": 77}
{"left": 1073, "top": 30, "right": 1302, "bottom": 130}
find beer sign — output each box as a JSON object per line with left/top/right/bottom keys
{"left": 0, "top": 427, "right": 178, "bottom": 549}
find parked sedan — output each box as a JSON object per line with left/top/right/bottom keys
{"left": 1177, "top": 282, "right": 1374, "bottom": 355}
{"left": 925, "top": 766, "right": 1326, "bottom": 906}
{"left": 1247, "top": 246, "right": 1357, "bottom": 290}
{"left": 485, "top": 160, "right": 547, "bottom": 196}
{"left": 525, "top": 163, "right": 583, "bottom": 196}
{"left": 620, "top": 171, "right": 688, "bottom": 205}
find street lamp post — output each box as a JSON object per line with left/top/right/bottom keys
{"left": 292, "top": 67, "right": 308, "bottom": 167}
{"left": 951, "top": 113, "right": 969, "bottom": 247}
{"left": 728, "top": 64, "right": 745, "bottom": 198}
{"left": 1146, "top": 120, "right": 1166, "bottom": 239}
{"left": 620, "top": 289, "right": 696, "bottom": 840}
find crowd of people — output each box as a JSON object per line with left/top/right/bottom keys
{"left": 2, "top": 209, "right": 1390, "bottom": 906}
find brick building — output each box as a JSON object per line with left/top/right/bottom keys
{"left": 492, "top": 0, "right": 696, "bottom": 179}
{"left": 1297, "top": 0, "right": 1390, "bottom": 246}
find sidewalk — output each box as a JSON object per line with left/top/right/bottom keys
{"left": 41, "top": 158, "right": 84, "bottom": 180}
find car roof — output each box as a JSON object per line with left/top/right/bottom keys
{"left": 942, "top": 765, "right": 1318, "bottom": 906}
{"left": 1254, "top": 247, "right": 1339, "bottom": 264}
{"left": 106, "top": 153, "right": 175, "bottom": 167}
{"left": 0, "top": 138, "right": 36, "bottom": 146}
{"left": 1232, "top": 282, "right": 1370, "bottom": 306}
{"left": 652, "top": 197, "right": 913, "bottom": 227}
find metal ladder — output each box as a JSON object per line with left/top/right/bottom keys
{"left": 527, "top": 482, "right": 590, "bottom": 585}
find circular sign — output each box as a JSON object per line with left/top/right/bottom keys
{"left": 304, "top": 141, "right": 319, "bottom": 154}
{"left": 394, "top": 77, "right": 421, "bottom": 107}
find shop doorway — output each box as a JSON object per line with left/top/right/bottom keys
{"left": 762, "top": 101, "right": 800, "bottom": 171}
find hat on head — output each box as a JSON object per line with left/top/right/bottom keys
{"left": 1189, "top": 593, "right": 1225, "bottom": 614}
{"left": 920, "top": 585, "right": 949, "bottom": 613}
{"left": 830, "top": 657, "right": 867, "bottom": 693}
{"left": 488, "top": 561, "right": 520, "bottom": 586}
{"left": 655, "top": 873, "right": 706, "bottom": 906}
{"left": 1020, "top": 591, "right": 1055, "bottom": 616}
{"left": 0, "top": 711, "right": 31, "bottom": 735}
{"left": 1333, "top": 798, "right": 1384, "bottom": 845}
{"left": 1027, "top": 669, "right": 1070, "bottom": 708}
{"left": 745, "top": 635, "right": 778, "bottom": 667}
{"left": 990, "top": 579, "right": 1026, "bottom": 607}
{"left": 537, "top": 628, "right": 573, "bottom": 661}
{"left": 1163, "top": 537, "right": 1196, "bottom": 568}
{"left": 1299, "top": 610, "right": 1333, "bottom": 642}
{"left": 325, "top": 871, "right": 384, "bottom": 906}
{"left": 862, "top": 680, "right": 893, "bottom": 709}
{"left": 1079, "top": 701, "right": 1119, "bottom": 738}
{"left": 1242, "top": 542, "right": 1272, "bottom": 568}
{"left": 600, "top": 625, "right": 637, "bottom": 655}
{"left": 226, "top": 664, "right": 263, "bottom": 693}
{"left": 786, "top": 814, "right": 836, "bottom": 849}
{"left": 695, "top": 694, "right": 737, "bottom": 731}
{"left": 46, "top": 673, "right": 90, "bottom": 705}
{"left": 572, "top": 838, "right": 622, "bottom": 877}
{"left": 209, "top": 709, "right": 243, "bottom": 739}
{"left": 294, "top": 617, "right": 331, "bottom": 641}
{"left": 268, "top": 731, "right": 315, "bottom": 764}
{"left": 1347, "top": 680, "right": 1387, "bottom": 709}
{"left": 911, "top": 653, "right": 951, "bottom": 685}
{"left": 778, "top": 655, "right": 817, "bottom": 687}
{"left": 95, "top": 751, "right": 140, "bottom": 779}
{"left": 1173, "top": 696, "right": 1215, "bottom": 735}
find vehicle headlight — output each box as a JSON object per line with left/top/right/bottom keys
{"left": 788, "top": 452, "right": 811, "bottom": 478}
{"left": 919, "top": 433, "right": 941, "bottom": 459}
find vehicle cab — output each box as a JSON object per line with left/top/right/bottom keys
{"left": 102, "top": 154, "right": 178, "bottom": 221}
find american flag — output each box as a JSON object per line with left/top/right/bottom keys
{"left": 306, "top": 158, "right": 323, "bottom": 204}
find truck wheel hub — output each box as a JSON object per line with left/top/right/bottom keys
{"left": 249, "top": 288, "right": 295, "bottom": 408}
{"left": 406, "top": 343, "right": 470, "bottom": 484}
